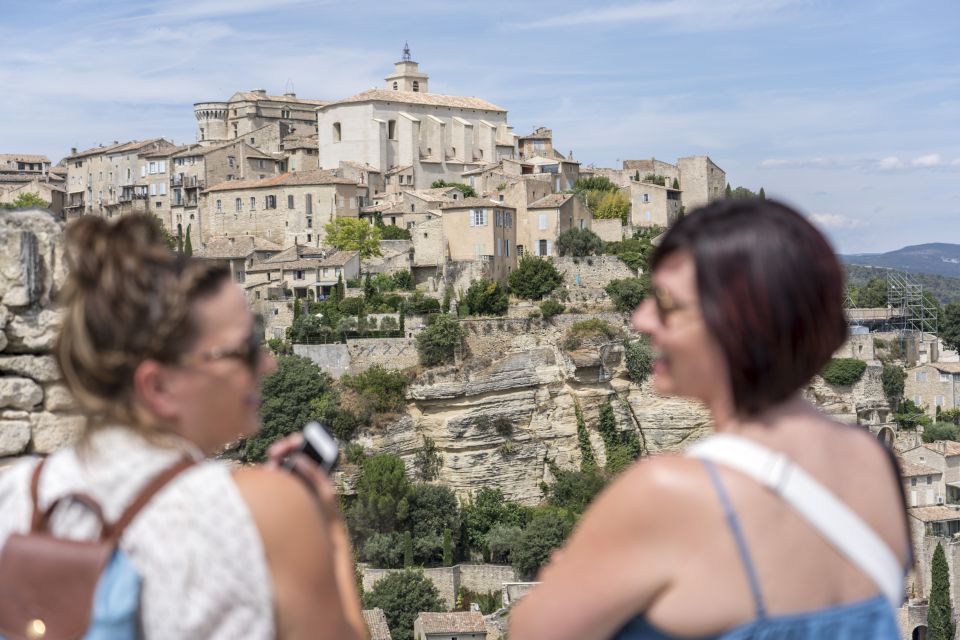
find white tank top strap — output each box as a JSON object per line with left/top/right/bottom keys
{"left": 686, "top": 434, "right": 905, "bottom": 610}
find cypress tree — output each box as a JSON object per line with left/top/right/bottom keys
{"left": 574, "top": 401, "right": 596, "bottom": 471}
{"left": 183, "top": 224, "right": 192, "bottom": 257}
{"left": 176, "top": 223, "right": 183, "bottom": 255}
{"left": 724, "top": 183, "right": 733, "bottom": 199}
{"left": 403, "top": 530, "right": 413, "bottom": 568}
{"left": 758, "top": 187, "right": 766, "bottom": 200}
{"left": 363, "top": 272, "right": 375, "bottom": 303}
{"left": 929, "top": 542, "right": 954, "bottom": 640}
{"left": 633, "top": 170, "right": 640, "bottom": 182}
{"left": 399, "top": 306, "right": 405, "bottom": 333}
{"left": 672, "top": 177, "right": 680, "bottom": 190}
{"left": 333, "top": 273, "right": 344, "bottom": 302}
{"left": 442, "top": 528, "right": 453, "bottom": 566}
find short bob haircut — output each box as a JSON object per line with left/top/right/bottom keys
{"left": 651, "top": 198, "right": 847, "bottom": 417}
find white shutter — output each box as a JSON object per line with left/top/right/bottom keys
{"left": 159, "top": 161, "right": 166, "bottom": 172}
{"left": 149, "top": 184, "right": 157, "bottom": 196}
{"left": 159, "top": 183, "right": 167, "bottom": 195}
{"left": 140, "top": 166, "right": 146, "bottom": 178}
{"left": 539, "top": 214, "right": 547, "bottom": 230}
{"left": 546, "top": 240, "right": 552, "bottom": 256}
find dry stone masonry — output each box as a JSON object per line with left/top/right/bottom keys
{"left": 0, "top": 208, "right": 79, "bottom": 460}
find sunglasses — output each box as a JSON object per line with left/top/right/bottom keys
{"left": 652, "top": 287, "right": 687, "bottom": 324}
{"left": 179, "top": 315, "right": 266, "bottom": 371}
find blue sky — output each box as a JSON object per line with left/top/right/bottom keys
{"left": 1, "top": 0, "right": 957, "bottom": 253}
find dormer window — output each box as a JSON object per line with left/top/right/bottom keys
{"left": 412, "top": 81, "right": 419, "bottom": 92}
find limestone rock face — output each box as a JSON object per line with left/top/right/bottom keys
{"left": 0, "top": 376, "right": 43, "bottom": 410}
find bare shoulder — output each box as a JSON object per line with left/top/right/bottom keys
{"left": 232, "top": 466, "right": 328, "bottom": 547}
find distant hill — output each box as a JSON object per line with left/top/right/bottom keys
{"left": 840, "top": 243, "right": 960, "bottom": 278}
{"left": 844, "top": 264, "right": 960, "bottom": 305}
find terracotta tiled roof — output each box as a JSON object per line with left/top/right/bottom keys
{"left": 362, "top": 609, "right": 392, "bottom": 640}
{"left": 405, "top": 188, "right": 458, "bottom": 203}
{"left": 528, "top": 193, "right": 574, "bottom": 209}
{"left": 204, "top": 169, "right": 356, "bottom": 192}
{"left": 0, "top": 154, "right": 50, "bottom": 164}
{"left": 230, "top": 91, "right": 328, "bottom": 106}
{"left": 416, "top": 611, "right": 487, "bottom": 634}
{"left": 323, "top": 88, "right": 506, "bottom": 113}
{"left": 66, "top": 138, "right": 172, "bottom": 160}
{"left": 440, "top": 197, "right": 513, "bottom": 209}
{"left": 901, "top": 462, "right": 942, "bottom": 477}
{"left": 908, "top": 505, "right": 960, "bottom": 523}
{"left": 247, "top": 250, "right": 357, "bottom": 273}
{"left": 193, "top": 235, "right": 282, "bottom": 259}
{"left": 924, "top": 442, "right": 960, "bottom": 458}
{"left": 932, "top": 363, "right": 960, "bottom": 374}
{"left": 281, "top": 134, "right": 318, "bottom": 150}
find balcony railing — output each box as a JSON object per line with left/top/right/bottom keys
{"left": 171, "top": 175, "right": 204, "bottom": 188}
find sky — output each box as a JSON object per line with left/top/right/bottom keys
{"left": 1, "top": 0, "right": 957, "bottom": 253}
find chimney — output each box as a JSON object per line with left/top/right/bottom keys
{"left": 71, "top": 147, "right": 77, "bottom": 155}
{"left": 113, "top": 140, "right": 118, "bottom": 145}
{"left": 252, "top": 88, "right": 267, "bottom": 97}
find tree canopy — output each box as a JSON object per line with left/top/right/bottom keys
{"left": 324, "top": 218, "right": 383, "bottom": 259}
{"left": 509, "top": 256, "right": 563, "bottom": 300}
{"left": 556, "top": 228, "right": 604, "bottom": 257}
{"left": 363, "top": 569, "right": 446, "bottom": 640}
{"left": 0, "top": 192, "right": 49, "bottom": 210}
{"left": 431, "top": 180, "right": 477, "bottom": 198}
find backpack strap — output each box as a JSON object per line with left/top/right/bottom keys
{"left": 687, "top": 434, "right": 905, "bottom": 610}
{"left": 108, "top": 457, "right": 195, "bottom": 542}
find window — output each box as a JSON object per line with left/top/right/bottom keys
{"left": 332, "top": 122, "right": 341, "bottom": 142}
{"left": 295, "top": 270, "right": 304, "bottom": 280}
{"left": 911, "top": 477, "right": 917, "bottom": 486}
{"left": 504, "top": 211, "right": 512, "bottom": 228}
{"left": 505, "top": 239, "right": 510, "bottom": 257}
{"left": 149, "top": 184, "right": 157, "bottom": 196}
{"left": 306, "top": 216, "right": 312, "bottom": 228}
{"left": 915, "top": 395, "right": 923, "bottom": 405}
{"left": 928, "top": 475, "right": 933, "bottom": 485}
{"left": 228, "top": 156, "right": 236, "bottom": 168}
{"left": 392, "top": 81, "right": 398, "bottom": 91}
{"left": 388, "top": 120, "right": 396, "bottom": 140}
{"left": 287, "top": 195, "right": 295, "bottom": 209}
{"left": 149, "top": 161, "right": 157, "bottom": 174}
{"left": 305, "top": 194, "right": 312, "bottom": 214}
{"left": 248, "top": 196, "right": 256, "bottom": 210}
{"left": 580, "top": 219, "right": 586, "bottom": 230}
{"left": 538, "top": 239, "right": 548, "bottom": 256}
{"left": 250, "top": 137, "right": 255, "bottom": 145}
{"left": 281, "top": 110, "right": 290, "bottom": 118}
{"left": 917, "top": 372, "right": 927, "bottom": 382}
{"left": 258, "top": 160, "right": 265, "bottom": 169}
{"left": 411, "top": 204, "right": 416, "bottom": 213}
{"left": 306, "top": 233, "right": 312, "bottom": 243}
{"left": 412, "top": 80, "right": 419, "bottom": 92}
{"left": 517, "top": 245, "right": 525, "bottom": 257}
{"left": 265, "top": 195, "right": 276, "bottom": 209}
{"left": 159, "top": 183, "right": 167, "bottom": 196}
{"left": 216, "top": 199, "right": 222, "bottom": 213}
{"left": 126, "top": 168, "right": 131, "bottom": 181}
{"left": 235, "top": 197, "right": 242, "bottom": 212}
{"left": 159, "top": 161, "right": 166, "bottom": 172}
{"left": 937, "top": 396, "right": 945, "bottom": 407}
{"left": 496, "top": 237, "right": 502, "bottom": 256}
{"left": 643, "top": 193, "right": 650, "bottom": 203}
{"left": 645, "top": 211, "right": 652, "bottom": 222}
{"left": 495, "top": 210, "right": 501, "bottom": 227}
{"left": 941, "top": 373, "right": 952, "bottom": 382}
{"left": 140, "top": 166, "right": 146, "bottom": 178}
{"left": 538, "top": 214, "right": 547, "bottom": 230}
{"left": 470, "top": 209, "right": 487, "bottom": 226}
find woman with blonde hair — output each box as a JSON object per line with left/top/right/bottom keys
{"left": 510, "top": 199, "right": 909, "bottom": 639}
{"left": 0, "top": 214, "right": 365, "bottom": 639}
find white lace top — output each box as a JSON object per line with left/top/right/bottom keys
{"left": 0, "top": 427, "right": 274, "bottom": 639}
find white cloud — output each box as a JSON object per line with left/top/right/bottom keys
{"left": 808, "top": 213, "right": 862, "bottom": 230}
{"left": 517, "top": 0, "right": 799, "bottom": 30}
{"left": 912, "top": 153, "right": 942, "bottom": 167}
{"left": 877, "top": 156, "right": 903, "bottom": 170}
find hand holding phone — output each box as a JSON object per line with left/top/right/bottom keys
{"left": 282, "top": 421, "right": 340, "bottom": 475}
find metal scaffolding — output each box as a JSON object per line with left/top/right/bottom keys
{"left": 886, "top": 270, "right": 938, "bottom": 335}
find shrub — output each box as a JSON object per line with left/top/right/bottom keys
{"left": 563, "top": 319, "right": 621, "bottom": 350}
{"left": 486, "top": 524, "right": 522, "bottom": 564}
{"left": 363, "top": 532, "right": 404, "bottom": 568}
{"left": 287, "top": 314, "right": 327, "bottom": 343}
{"left": 462, "top": 278, "right": 509, "bottom": 316}
{"left": 461, "top": 487, "right": 531, "bottom": 559}
{"left": 556, "top": 228, "right": 604, "bottom": 257}
{"left": 392, "top": 269, "right": 414, "bottom": 290}
{"left": 415, "top": 436, "right": 443, "bottom": 481}
{"left": 363, "top": 569, "right": 446, "bottom": 640}
{"left": 509, "top": 256, "right": 563, "bottom": 300}
{"left": 511, "top": 507, "right": 575, "bottom": 580}
{"left": 338, "top": 296, "right": 366, "bottom": 316}
{"left": 820, "top": 358, "right": 867, "bottom": 386}
{"left": 605, "top": 276, "right": 651, "bottom": 313}
{"left": 341, "top": 365, "right": 408, "bottom": 414}
{"left": 326, "top": 406, "right": 364, "bottom": 441}
{"left": 416, "top": 314, "right": 464, "bottom": 366}
{"left": 344, "top": 442, "right": 367, "bottom": 465}
{"left": 895, "top": 398, "right": 932, "bottom": 430}
{"left": 406, "top": 291, "right": 441, "bottom": 314}
{"left": 923, "top": 422, "right": 960, "bottom": 443}
{"left": 544, "top": 467, "right": 606, "bottom": 515}
{"left": 881, "top": 364, "right": 905, "bottom": 408}
{"left": 594, "top": 190, "right": 630, "bottom": 224}
{"left": 431, "top": 179, "right": 477, "bottom": 198}
{"left": 380, "top": 224, "right": 411, "bottom": 240}
{"left": 539, "top": 298, "right": 565, "bottom": 320}
{"left": 492, "top": 417, "right": 513, "bottom": 438}
{"left": 625, "top": 338, "right": 655, "bottom": 385}
{"left": 573, "top": 176, "right": 618, "bottom": 194}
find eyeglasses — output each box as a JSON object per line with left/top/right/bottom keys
{"left": 652, "top": 287, "right": 688, "bottom": 324}
{"left": 179, "top": 316, "right": 266, "bottom": 371}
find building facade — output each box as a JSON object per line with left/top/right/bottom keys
{"left": 440, "top": 198, "right": 517, "bottom": 284}
{"left": 194, "top": 89, "right": 325, "bottom": 146}
{"left": 522, "top": 193, "right": 593, "bottom": 258}
{"left": 904, "top": 363, "right": 960, "bottom": 417}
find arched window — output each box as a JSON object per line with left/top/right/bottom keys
{"left": 412, "top": 81, "right": 419, "bottom": 92}
{"left": 333, "top": 122, "right": 341, "bottom": 142}
{"left": 392, "top": 81, "right": 398, "bottom": 91}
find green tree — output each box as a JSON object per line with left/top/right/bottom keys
{"left": 460, "top": 487, "right": 530, "bottom": 559}
{"left": 672, "top": 178, "right": 680, "bottom": 190}
{"left": 416, "top": 314, "right": 464, "bottom": 366}
{"left": 725, "top": 183, "right": 733, "bottom": 198}
{"left": 544, "top": 467, "right": 606, "bottom": 515}
{"left": 605, "top": 276, "right": 651, "bottom": 313}
{"left": 404, "top": 483, "right": 461, "bottom": 566}
{"left": 486, "top": 523, "right": 522, "bottom": 564}
{"left": 849, "top": 277, "right": 888, "bottom": 308}
{"left": 575, "top": 402, "right": 596, "bottom": 471}
{"left": 4, "top": 192, "right": 50, "bottom": 210}
{"left": 929, "top": 542, "right": 954, "bottom": 640}
{"left": 363, "top": 272, "right": 376, "bottom": 302}
{"left": 442, "top": 528, "right": 453, "bottom": 566}
{"left": 594, "top": 190, "right": 630, "bottom": 224}
{"left": 881, "top": 364, "right": 905, "bottom": 409}
{"left": 923, "top": 422, "right": 960, "bottom": 443}
{"left": 341, "top": 365, "right": 408, "bottom": 414}
{"left": 512, "top": 507, "right": 575, "bottom": 580}
{"left": 539, "top": 298, "right": 565, "bottom": 320}
{"left": 414, "top": 436, "right": 443, "bottom": 482}
{"left": 941, "top": 302, "right": 960, "bottom": 352}
{"left": 895, "top": 398, "right": 932, "bottom": 430}
{"left": 403, "top": 530, "right": 414, "bottom": 568}
{"left": 287, "top": 313, "right": 329, "bottom": 343}
{"left": 363, "top": 532, "right": 404, "bottom": 568}
{"left": 556, "top": 228, "right": 604, "bottom": 257}
{"left": 324, "top": 218, "right": 383, "bottom": 261}
{"left": 347, "top": 453, "right": 411, "bottom": 541}
{"left": 363, "top": 569, "right": 446, "bottom": 640}
{"left": 379, "top": 224, "right": 412, "bottom": 240}
{"left": 625, "top": 337, "right": 654, "bottom": 385}
{"left": 405, "top": 291, "right": 442, "bottom": 314}
{"left": 431, "top": 180, "right": 477, "bottom": 198}
{"left": 176, "top": 223, "right": 183, "bottom": 254}
{"left": 820, "top": 358, "right": 867, "bottom": 386}
{"left": 183, "top": 224, "right": 193, "bottom": 257}
{"left": 151, "top": 215, "right": 177, "bottom": 251}
{"left": 333, "top": 273, "right": 345, "bottom": 302}
{"left": 758, "top": 187, "right": 766, "bottom": 200}
{"left": 572, "top": 176, "right": 618, "bottom": 194}
{"left": 241, "top": 356, "right": 336, "bottom": 462}
{"left": 509, "top": 256, "right": 563, "bottom": 300}
{"left": 392, "top": 269, "right": 414, "bottom": 290}
{"left": 461, "top": 278, "right": 509, "bottom": 316}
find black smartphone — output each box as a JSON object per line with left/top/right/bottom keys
{"left": 282, "top": 421, "right": 339, "bottom": 475}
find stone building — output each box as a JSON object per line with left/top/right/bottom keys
{"left": 625, "top": 178, "right": 682, "bottom": 228}
{"left": 317, "top": 50, "right": 516, "bottom": 190}
{"left": 518, "top": 127, "right": 563, "bottom": 160}
{"left": 64, "top": 138, "right": 176, "bottom": 219}
{"left": 0, "top": 154, "right": 51, "bottom": 178}
{"left": 192, "top": 235, "right": 283, "bottom": 285}
{"left": 362, "top": 609, "right": 392, "bottom": 640}
{"left": 522, "top": 193, "right": 592, "bottom": 258}
{"left": 0, "top": 179, "right": 65, "bottom": 216}
{"left": 439, "top": 198, "right": 517, "bottom": 284}
{"left": 245, "top": 247, "right": 360, "bottom": 301}
{"left": 193, "top": 89, "right": 325, "bottom": 146}
{"left": 281, "top": 132, "right": 320, "bottom": 173}
{"left": 201, "top": 169, "right": 359, "bottom": 248}
{"left": 676, "top": 155, "right": 726, "bottom": 211}
{"left": 903, "top": 363, "right": 960, "bottom": 417}
{"left": 901, "top": 441, "right": 960, "bottom": 505}
{"left": 413, "top": 612, "right": 487, "bottom": 640}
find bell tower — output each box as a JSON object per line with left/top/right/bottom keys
{"left": 385, "top": 43, "right": 429, "bottom": 93}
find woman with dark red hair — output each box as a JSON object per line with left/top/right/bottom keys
{"left": 510, "top": 199, "right": 908, "bottom": 639}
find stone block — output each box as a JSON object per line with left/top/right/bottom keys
{"left": 32, "top": 412, "right": 85, "bottom": 453}
{"left": 43, "top": 383, "right": 75, "bottom": 412}
{"left": 0, "top": 355, "right": 61, "bottom": 382}
{"left": 4, "top": 309, "right": 61, "bottom": 354}
{"left": 0, "top": 420, "right": 30, "bottom": 456}
{"left": 1, "top": 410, "right": 30, "bottom": 420}
{"left": 0, "top": 230, "right": 42, "bottom": 308}
{"left": 0, "top": 376, "right": 43, "bottom": 410}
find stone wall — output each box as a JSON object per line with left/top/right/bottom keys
{"left": 294, "top": 343, "right": 351, "bottom": 377}
{"left": 294, "top": 337, "right": 419, "bottom": 378}
{"left": 0, "top": 209, "right": 81, "bottom": 461}
{"left": 554, "top": 256, "right": 637, "bottom": 289}
{"left": 362, "top": 564, "right": 517, "bottom": 609}
{"left": 591, "top": 219, "right": 624, "bottom": 243}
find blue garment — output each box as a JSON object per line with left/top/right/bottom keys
{"left": 613, "top": 461, "right": 900, "bottom": 639}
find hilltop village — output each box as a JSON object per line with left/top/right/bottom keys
{"left": 0, "top": 49, "right": 952, "bottom": 640}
